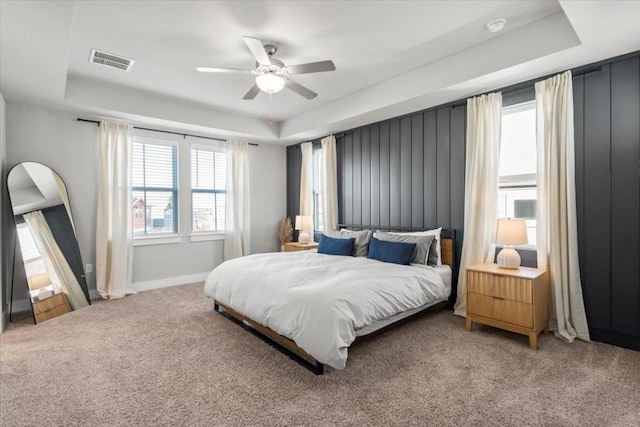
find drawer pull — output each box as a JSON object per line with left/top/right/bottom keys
{"left": 493, "top": 296, "right": 505, "bottom": 300}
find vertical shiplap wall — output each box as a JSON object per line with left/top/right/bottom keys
{"left": 287, "top": 105, "right": 467, "bottom": 262}
{"left": 335, "top": 106, "right": 466, "bottom": 235}
{"left": 574, "top": 54, "right": 640, "bottom": 349}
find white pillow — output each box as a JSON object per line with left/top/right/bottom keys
{"left": 390, "top": 227, "right": 442, "bottom": 265}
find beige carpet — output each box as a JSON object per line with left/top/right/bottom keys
{"left": 1, "top": 283, "right": 639, "bottom": 427}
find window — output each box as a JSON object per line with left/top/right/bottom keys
{"left": 312, "top": 147, "right": 324, "bottom": 232}
{"left": 16, "top": 223, "right": 46, "bottom": 278}
{"left": 132, "top": 139, "right": 178, "bottom": 236}
{"left": 191, "top": 146, "right": 226, "bottom": 232}
{"left": 499, "top": 101, "right": 537, "bottom": 246}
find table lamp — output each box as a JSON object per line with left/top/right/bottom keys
{"left": 495, "top": 218, "right": 528, "bottom": 269}
{"left": 295, "top": 215, "right": 312, "bottom": 244}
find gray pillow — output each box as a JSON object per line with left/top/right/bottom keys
{"left": 427, "top": 238, "right": 439, "bottom": 266}
{"left": 324, "top": 229, "right": 372, "bottom": 257}
{"left": 375, "top": 230, "right": 435, "bottom": 265}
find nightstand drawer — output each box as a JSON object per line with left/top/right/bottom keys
{"left": 33, "top": 292, "right": 71, "bottom": 324}
{"left": 468, "top": 293, "right": 533, "bottom": 328}
{"left": 467, "top": 270, "right": 532, "bottom": 304}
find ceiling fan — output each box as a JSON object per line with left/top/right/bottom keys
{"left": 197, "top": 36, "right": 336, "bottom": 100}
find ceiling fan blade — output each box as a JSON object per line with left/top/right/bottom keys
{"left": 196, "top": 67, "right": 253, "bottom": 74}
{"left": 243, "top": 36, "right": 271, "bottom": 66}
{"left": 242, "top": 84, "right": 261, "bottom": 100}
{"left": 285, "top": 60, "right": 336, "bottom": 75}
{"left": 285, "top": 79, "right": 317, "bottom": 100}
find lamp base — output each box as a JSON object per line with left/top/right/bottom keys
{"left": 497, "top": 246, "right": 521, "bottom": 269}
{"left": 298, "top": 231, "right": 311, "bottom": 244}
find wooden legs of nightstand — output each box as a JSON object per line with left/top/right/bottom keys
{"left": 528, "top": 332, "right": 538, "bottom": 350}
{"left": 468, "top": 315, "right": 549, "bottom": 350}
{"left": 528, "top": 324, "right": 550, "bottom": 350}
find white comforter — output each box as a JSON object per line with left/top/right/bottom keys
{"left": 204, "top": 251, "right": 449, "bottom": 369}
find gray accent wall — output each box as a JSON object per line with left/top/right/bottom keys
{"left": 287, "top": 105, "right": 467, "bottom": 272}
{"left": 574, "top": 54, "right": 640, "bottom": 350}
{"left": 286, "top": 51, "right": 640, "bottom": 351}
{"left": 335, "top": 107, "right": 466, "bottom": 234}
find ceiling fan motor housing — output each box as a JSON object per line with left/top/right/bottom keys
{"left": 256, "top": 57, "right": 285, "bottom": 75}
{"left": 263, "top": 44, "right": 278, "bottom": 56}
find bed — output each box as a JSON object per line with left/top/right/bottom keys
{"left": 204, "top": 225, "right": 457, "bottom": 374}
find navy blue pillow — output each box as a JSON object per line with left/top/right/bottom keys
{"left": 367, "top": 237, "right": 416, "bottom": 265}
{"left": 318, "top": 235, "right": 355, "bottom": 256}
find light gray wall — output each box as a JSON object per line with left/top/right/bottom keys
{"left": 5, "top": 102, "right": 286, "bottom": 299}
{"left": 249, "top": 142, "right": 286, "bottom": 254}
{"left": 6, "top": 104, "right": 98, "bottom": 303}
{"left": 0, "top": 92, "right": 7, "bottom": 330}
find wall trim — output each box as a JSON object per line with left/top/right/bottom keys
{"left": 133, "top": 272, "right": 210, "bottom": 292}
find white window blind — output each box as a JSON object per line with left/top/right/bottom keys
{"left": 191, "top": 147, "right": 226, "bottom": 232}
{"left": 132, "top": 139, "right": 178, "bottom": 236}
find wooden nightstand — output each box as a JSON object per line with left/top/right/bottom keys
{"left": 283, "top": 242, "right": 319, "bottom": 252}
{"left": 32, "top": 292, "right": 71, "bottom": 324}
{"left": 465, "top": 263, "right": 549, "bottom": 350}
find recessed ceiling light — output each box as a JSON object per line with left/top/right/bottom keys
{"left": 486, "top": 18, "right": 507, "bottom": 33}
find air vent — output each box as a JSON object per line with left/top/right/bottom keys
{"left": 89, "top": 49, "right": 134, "bottom": 71}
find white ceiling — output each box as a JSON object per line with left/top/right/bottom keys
{"left": 2, "top": 1, "right": 640, "bottom": 145}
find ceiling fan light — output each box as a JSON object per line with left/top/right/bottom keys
{"left": 256, "top": 74, "right": 285, "bottom": 94}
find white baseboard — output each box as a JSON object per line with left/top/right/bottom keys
{"left": 133, "top": 272, "right": 210, "bottom": 293}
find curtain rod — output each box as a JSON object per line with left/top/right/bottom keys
{"left": 77, "top": 118, "right": 259, "bottom": 146}
{"left": 450, "top": 66, "right": 602, "bottom": 109}
{"left": 326, "top": 66, "right": 605, "bottom": 141}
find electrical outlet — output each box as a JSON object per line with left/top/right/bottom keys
{"left": 85, "top": 264, "right": 93, "bottom": 274}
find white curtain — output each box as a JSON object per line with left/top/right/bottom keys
{"left": 224, "top": 139, "right": 251, "bottom": 260}
{"left": 454, "top": 93, "right": 502, "bottom": 317}
{"left": 96, "top": 121, "right": 134, "bottom": 299}
{"left": 535, "top": 71, "right": 590, "bottom": 342}
{"left": 299, "top": 142, "right": 314, "bottom": 241}
{"left": 23, "top": 211, "right": 89, "bottom": 310}
{"left": 321, "top": 135, "right": 339, "bottom": 231}
{"left": 53, "top": 172, "right": 74, "bottom": 234}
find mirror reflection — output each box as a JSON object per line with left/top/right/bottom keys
{"left": 7, "top": 162, "right": 90, "bottom": 323}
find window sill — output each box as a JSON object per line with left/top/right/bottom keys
{"left": 190, "top": 233, "right": 225, "bottom": 242}
{"left": 133, "top": 235, "right": 183, "bottom": 247}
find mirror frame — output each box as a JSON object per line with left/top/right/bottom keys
{"left": 6, "top": 161, "right": 91, "bottom": 323}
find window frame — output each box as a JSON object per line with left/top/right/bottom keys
{"left": 131, "top": 136, "right": 180, "bottom": 240}
{"left": 499, "top": 97, "right": 538, "bottom": 256}
{"left": 312, "top": 144, "right": 324, "bottom": 233}
{"left": 190, "top": 142, "right": 227, "bottom": 237}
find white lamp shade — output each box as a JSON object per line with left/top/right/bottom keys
{"left": 295, "top": 215, "right": 312, "bottom": 231}
{"left": 295, "top": 215, "right": 312, "bottom": 243}
{"left": 256, "top": 74, "right": 285, "bottom": 94}
{"left": 495, "top": 218, "right": 528, "bottom": 245}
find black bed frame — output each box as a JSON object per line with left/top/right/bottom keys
{"left": 214, "top": 225, "right": 459, "bottom": 375}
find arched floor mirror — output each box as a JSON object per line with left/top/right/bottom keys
{"left": 7, "top": 162, "right": 90, "bottom": 324}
